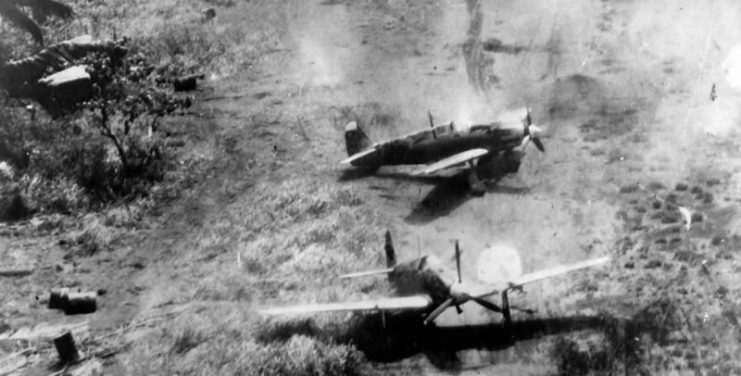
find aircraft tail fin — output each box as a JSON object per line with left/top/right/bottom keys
{"left": 385, "top": 230, "right": 396, "bottom": 267}
{"left": 345, "top": 121, "right": 372, "bottom": 156}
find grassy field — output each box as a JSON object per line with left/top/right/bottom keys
{"left": 2, "top": 0, "right": 741, "bottom": 375}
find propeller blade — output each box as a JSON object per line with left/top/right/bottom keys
{"left": 523, "top": 124, "right": 544, "bottom": 153}
{"left": 455, "top": 241, "right": 462, "bottom": 283}
{"left": 385, "top": 230, "right": 396, "bottom": 267}
{"left": 520, "top": 136, "right": 531, "bottom": 149}
{"left": 525, "top": 107, "right": 532, "bottom": 127}
{"left": 532, "top": 137, "right": 545, "bottom": 153}
{"left": 428, "top": 111, "right": 437, "bottom": 139}
{"left": 424, "top": 298, "right": 454, "bottom": 325}
{"left": 472, "top": 297, "right": 503, "bottom": 313}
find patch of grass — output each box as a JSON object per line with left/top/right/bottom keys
{"left": 43, "top": 0, "right": 286, "bottom": 78}
{"left": 127, "top": 177, "right": 389, "bottom": 373}
{"left": 171, "top": 326, "right": 203, "bottom": 355}
{"left": 128, "top": 308, "right": 367, "bottom": 376}
{"left": 60, "top": 214, "right": 116, "bottom": 258}
{"left": 19, "top": 174, "right": 89, "bottom": 215}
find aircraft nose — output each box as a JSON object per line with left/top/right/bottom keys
{"left": 449, "top": 281, "right": 472, "bottom": 302}
{"left": 528, "top": 125, "right": 542, "bottom": 138}
{"left": 524, "top": 124, "right": 545, "bottom": 153}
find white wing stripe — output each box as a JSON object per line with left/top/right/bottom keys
{"left": 471, "top": 256, "right": 610, "bottom": 299}
{"left": 510, "top": 256, "right": 611, "bottom": 287}
{"left": 413, "top": 148, "right": 489, "bottom": 175}
{"left": 259, "top": 295, "right": 433, "bottom": 316}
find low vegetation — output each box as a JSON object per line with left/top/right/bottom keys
{"left": 0, "top": 0, "right": 285, "bottom": 220}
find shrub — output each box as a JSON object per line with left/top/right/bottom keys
{"left": 252, "top": 336, "right": 367, "bottom": 376}
{"left": 0, "top": 38, "right": 190, "bottom": 213}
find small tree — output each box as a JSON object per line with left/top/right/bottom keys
{"left": 81, "top": 45, "right": 190, "bottom": 197}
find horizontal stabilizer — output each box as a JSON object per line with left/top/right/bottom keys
{"left": 339, "top": 268, "right": 394, "bottom": 279}
{"left": 259, "top": 295, "right": 433, "bottom": 316}
{"left": 413, "top": 148, "right": 489, "bottom": 176}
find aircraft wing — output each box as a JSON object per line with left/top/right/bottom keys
{"left": 473, "top": 256, "right": 610, "bottom": 298}
{"left": 259, "top": 295, "right": 433, "bottom": 316}
{"left": 509, "top": 256, "right": 610, "bottom": 288}
{"left": 412, "top": 148, "right": 489, "bottom": 176}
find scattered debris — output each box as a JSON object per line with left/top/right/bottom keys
{"left": 53, "top": 331, "right": 80, "bottom": 364}
{"left": 48, "top": 288, "right": 98, "bottom": 315}
{"left": 173, "top": 73, "right": 205, "bottom": 92}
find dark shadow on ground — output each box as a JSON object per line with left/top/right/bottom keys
{"left": 257, "top": 312, "right": 612, "bottom": 370}
{"left": 344, "top": 313, "right": 608, "bottom": 366}
{"left": 259, "top": 298, "right": 681, "bottom": 372}
{"left": 403, "top": 173, "right": 472, "bottom": 224}
{"left": 404, "top": 173, "right": 531, "bottom": 225}
{"left": 339, "top": 168, "right": 530, "bottom": 224}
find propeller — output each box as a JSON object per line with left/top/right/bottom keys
{"left": 428, "top": 111, "right": 437, "bottom": 139}
{"left": 384, "top": 230, "right": 396, "bottom": 267}
{"left": 472, "top": 297, "right": 503, "bottom": 313}
{"left": 421, "top": 241, "right": 539, "bottom": 326}
{"left": 423, "top": 298, "right": 453, "bottom": 325}
{"left": 424, "top": 240, "right": 513, "bottom": 325}
{"left": 522, "top": 107, "right": 545, "bottom": 153}
{"left": 455, "top": 241, "right": 462, "bottom": 284}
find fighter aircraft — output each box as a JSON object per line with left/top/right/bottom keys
{"left": 260, "top": 232, "right": 610, "bottom": 327}
{"left": 341, "top": 108, "right": 545, "bottom": 192}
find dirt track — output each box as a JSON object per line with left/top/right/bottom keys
{"left": 3, "top": 0, "right": 741, "bottom": 374}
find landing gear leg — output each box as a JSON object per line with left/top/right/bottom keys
{"left": 501, "top": 290, "right": 515, "bottom": 346}
{"left": 468, "top": 163, "right": 486, "bottom": 195}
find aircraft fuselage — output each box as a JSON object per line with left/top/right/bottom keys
{"left": 388, "top": 255, "right": 458, "bottom": 305}
{"left": 372, "top": 124, "right": 523, "bottom": 167}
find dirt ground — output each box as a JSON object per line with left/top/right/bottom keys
{"left": 3, "top": 0, "right": 741, "bottom": 374}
